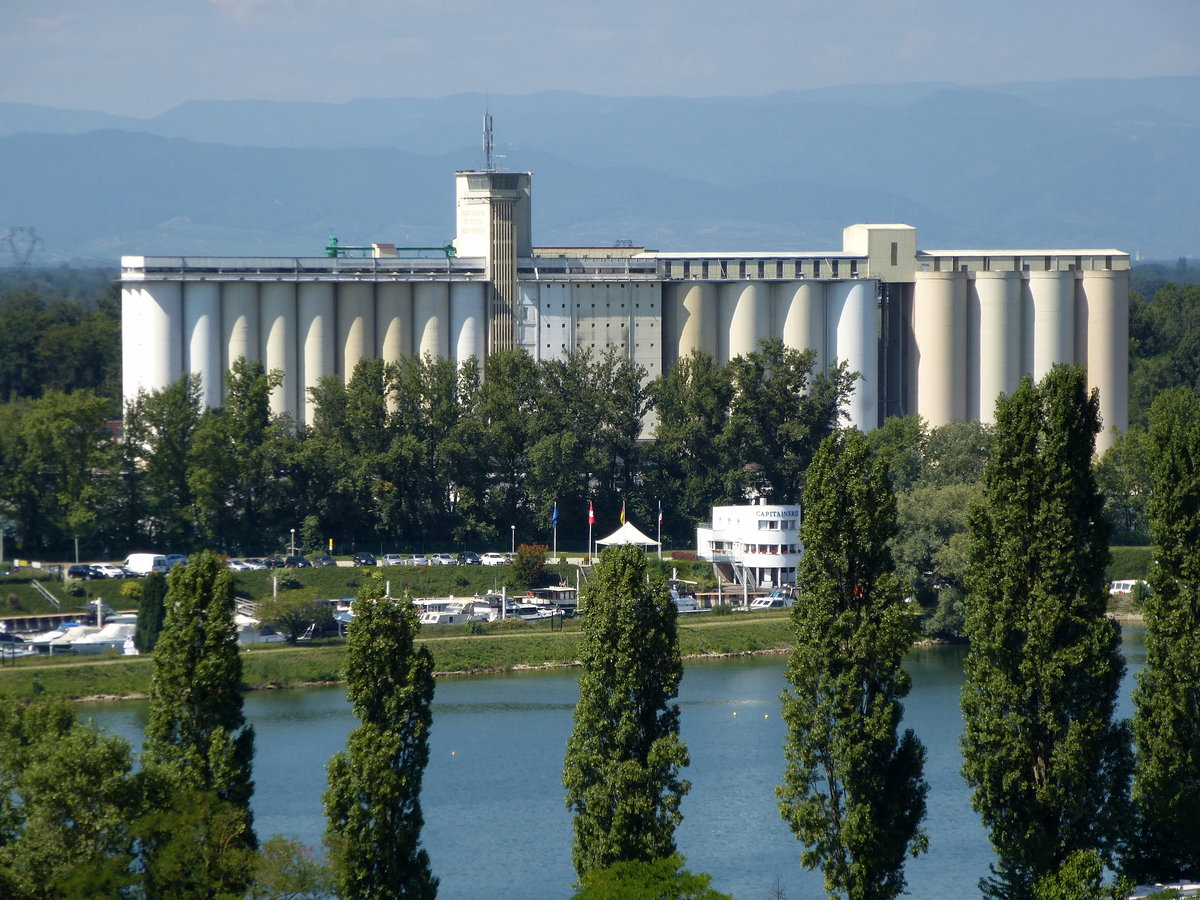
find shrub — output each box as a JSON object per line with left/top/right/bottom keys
{"left": 512, "top": 544, "right": 548, "bottom": 587}
{"left": 670, "top": 551, "right": 697, "bottom": 561}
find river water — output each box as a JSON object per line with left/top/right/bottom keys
{"left": 81, "top": 631, "right": 1146, "bottom": 900}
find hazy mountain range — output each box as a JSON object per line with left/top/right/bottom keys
{"left": 2, "top": 77, "right": 1197, "bottom": 265}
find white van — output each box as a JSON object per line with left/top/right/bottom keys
{"left": 123, "top": 553, "right": 169, "bottom": 576}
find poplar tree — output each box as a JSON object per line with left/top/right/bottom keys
{"left": 961, "top": 365, "right": 1131, "bottom": 899}
{"left": 139, "top": 549, "right": 257, "bottom": 897}
{"left": 323, "top": 584, "right": 437, "bottom": 900}
{"left": 563, "top": 543, "right": 690, "bottom": 877}
{"left": 1127, "top": 386, "right": 1200, "bottom": 881}
{"left": 133, "top": 569, "right": 167, "bottom": 653}
{"left": 777, "top": 428, "right": 928, "bottom": 900}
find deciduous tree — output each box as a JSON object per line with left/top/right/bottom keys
{"left": 563, "top": 543, "right": 689, "bottom": 877}
{"left": 0, "top": 699, "right": 139, "bottom": 899}
{"left": 570, "top": 853, "right": 730, "bottom": 900}
{"left": 1127, "top": 386, "right": 1200, "bottom": 881}
{"left": 777, "top": 428, "right": 928, "bottom": 900}
{"left": 961, "top": 365, "right": 1131, "bottom": 899}
{"left": 323, "top": 584, "right": 437, "bottom": 899}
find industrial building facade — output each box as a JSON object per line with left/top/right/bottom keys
{"left": 121, "top": 168, "right": 1129, "bottom": 450}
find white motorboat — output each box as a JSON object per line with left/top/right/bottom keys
{"left": 419, "top": 610, "right": 472, "bottom": 626}
{"left": 72, "top": 622, "right": 138, "bottom": 654}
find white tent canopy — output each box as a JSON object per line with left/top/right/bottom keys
{"left": 595, "top": 521, "right": 660, "bottom": 547}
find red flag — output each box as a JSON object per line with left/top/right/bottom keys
{"left": 619, "top": 501, "right": 626, "bottom": 525}
{"left": 588, "top": 501, "right": 595, "bottom": 525}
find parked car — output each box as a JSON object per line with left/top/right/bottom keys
{"left": 227, "top": 559, "right": 251, "bottom": 571}
{"left": 383, "top": 553, "right": 405, "bottom": 566}
{"left": 164, "top": 553, "right": 188, "bottom": 569}
{"left": 430, "top": 553, "right": 456, "bottom": 566}
{"left": 409, "top": 554, "right": 429, "bottom": 566}
{"left": 242, "top": 558, "right": 268, "bottom": 570}
{"left": 481, "top": 552, "right": 507, "bottom": 566}
{"left": 67, "top": 564, "right": 96, "bottom": 580}
{"left": 352, "top": 552, "right": 377, "bottom": 567}
{"left": 284, "top": 555, "right": 311, "bottom": 568}
{"left": 457, "top": 551, "right": 482, "bottom": 565}
{"left": 92, "top": 563, "right": 126, "bottom": 579}
{"left": 310, "top": 555, "right": 337, "bottom": 567}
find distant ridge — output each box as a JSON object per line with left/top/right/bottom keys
{"left": 1, "top": 78, "right": 1196, "bottom": 263}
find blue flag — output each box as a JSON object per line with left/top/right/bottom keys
{"left": 552, "top": 502, "right": 558, "bottom": 527}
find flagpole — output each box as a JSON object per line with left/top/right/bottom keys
{"left": 657, "top": 500, "right": 662, "bottom": 559}
{"left": 552, "top": 501, "right": 558, "bottom": 561}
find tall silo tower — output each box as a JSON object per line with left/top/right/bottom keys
{"left": 453, "top": 118, "right": 531, "bottom": 355}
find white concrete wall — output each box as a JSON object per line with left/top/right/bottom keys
{"left": 413, "top": 282, "right": 449, "bottom": 359}
{"left": 336, "top": 283, "right": 375, "bottom": 383}
{"left": 297, "top": 283, "right": 334, "bottom": 425}
{"left": 1080, "top": 269, "right": 1129, "bottom": 452}
{"left": 375, "top": 282, "right": 413, "bottom": 365}
{"left": 122, "top": 282, "right": 182, "bottom": 405}
{"left": 912, "top": 271, "right": 967, "bottom": 427}
{"left": 828, "top": 279, "right": 878, "bottom": 432}
{"left": 971, "top": 271, "right": 1022, "bottom": 424}
{"left": 183, "top": 282, "right": 221, "bottom": 409}
{"left": 450, "top": 281, "right": 487, "bottom": 364}
{"left": 775, "top": 281, "right": 826, "bottom": 371}
{"left": 260, "top": 282, "right": 297, "bottom": 420}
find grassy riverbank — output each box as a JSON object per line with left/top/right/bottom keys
{"left": 0, "top": 612, "right": 795, "bottom": 701}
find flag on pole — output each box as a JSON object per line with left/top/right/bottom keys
{"left": 620, "top": 501, "right": 626, "bottom": 525}
{"left": 552, "top": 502, "right": 558, "bottom": 527}
{"left": 658, "top": 501, "right": 663, "bottom": 526}
{"left": 588, "top": 501, "right": 595, "bottom": 525}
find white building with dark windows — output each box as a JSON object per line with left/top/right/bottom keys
{"left": 121, "top": 165, "right": 1130, "bottom": 449}
{"left": 696, "top": 503, "right": 803, "bottom": 589}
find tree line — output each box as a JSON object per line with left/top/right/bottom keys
{"left": 0, "top": 339, "right": 853, "bottom": 561}
{"left": 0, "top": 274, "right": 1194, "bottom": 564}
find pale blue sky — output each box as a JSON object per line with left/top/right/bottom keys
{"left": 3, "top": 0, "right": 1197, "bottom": 117}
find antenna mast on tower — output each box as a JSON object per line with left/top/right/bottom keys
{"left": 483, "top": 113, "right": 494, "bottom": 171}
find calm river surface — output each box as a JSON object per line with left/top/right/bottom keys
{"left": 81, "top": 630, "right": 1147, "bottom": 900}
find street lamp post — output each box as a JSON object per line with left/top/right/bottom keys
{"left": 290, "top": 528, "right": 296, "bottom": 556}
{"left": 510, "top": 524, "right": 516, "bottom": 555}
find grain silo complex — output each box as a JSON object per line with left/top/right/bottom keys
{"left": 121, "top": 167, "right": 1129, "bottom": 449}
